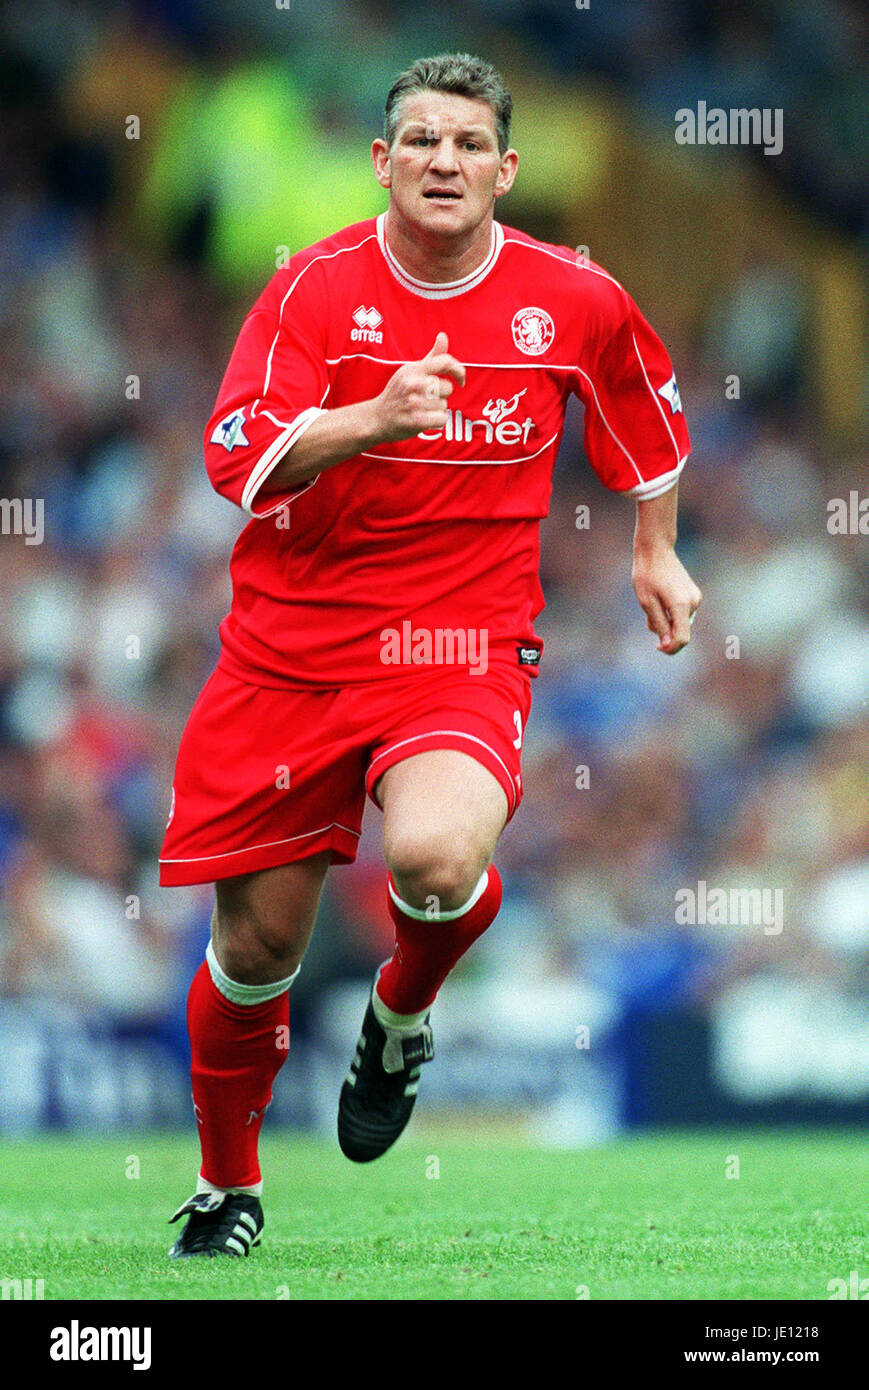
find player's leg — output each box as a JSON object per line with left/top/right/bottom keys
{"left": 376, "top": 749, "right": 507, "bottom": 1009}
{"left": 191, "top": 856, "right": 329, "bottom": 1186}
{"left": 170, "top": 855, "right": 329, "bottom": 1258}
{"left": 338, "top": 719, "right": 522, "bottom": 1163}
{"left": 211, "top": 854, "right": 329, "bottom": 983}
{"left": 338, "top": 663, "right": 531, "bottom": 1162}
{"left": 382, "top": 747, "right": 505, "bottom": 906}
{"left": 161, "top": 667, "right": 367, "bottom": 1252}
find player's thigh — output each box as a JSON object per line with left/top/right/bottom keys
{"left": 213, "top": 851, "right": 331, "bottom": 983}
{"left": 379, "top": 749, "right": 508, "bottom": 904}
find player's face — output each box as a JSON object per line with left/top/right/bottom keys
{"left": 372, "top": 91, "right": 517, "bottom": 241}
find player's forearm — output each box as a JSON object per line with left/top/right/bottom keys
{"left": 631, "top": 481, "right": 702, "bottom": 655}
{"left": 259, "top": 399, "right": 389, "bottom": 492}
{"left": 258, "top": 336, "right": 465, "bottom": 496}
{"left": 633, "top": 483, "right": 679, "bottom": 556}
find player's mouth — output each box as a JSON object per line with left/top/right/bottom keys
{"left": 422, "top": 188, "right": 463, "bottom": 203}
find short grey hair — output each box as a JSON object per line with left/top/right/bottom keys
{"left": 384, "top": 53, "right": 513, "bottom": 155}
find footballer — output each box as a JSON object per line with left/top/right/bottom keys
{"left": 159, "top": 53, "right": 702, "bottom": 1257}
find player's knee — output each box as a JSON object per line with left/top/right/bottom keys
{"left": 386, "top": 831, "right": 484, "bottom": 912}
{"left": 214, "top": 923, "right": 302, "bottom": 984}
{"left": 212, "top": 897, "right": 304, "bottom": 984}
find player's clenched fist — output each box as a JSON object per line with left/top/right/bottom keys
{"left": 372, "top": 332, "right": 466, "bottom": 442}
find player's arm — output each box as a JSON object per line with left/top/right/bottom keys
{"left": 632, "top": 483, "right": 702, "bottom": 656}
{"left": 204, "top": 252, "right": 463, "bottom": 518}
{"left": 572, "top": 274, "right": 702, "bottom": 654}
{"left": 259, "top": 333, "right": 465, "bottom": 494}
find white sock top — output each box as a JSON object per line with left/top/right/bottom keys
{"left": 206, "top": 939, "right": 299, "bottom": 1005}
{"left": 387, "top": 869, "right": 489, "bottom": 923}
{"left": 197, "top": 1173, "right": 264, "bottom": 1199}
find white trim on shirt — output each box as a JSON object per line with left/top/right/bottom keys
{"left": 623, "top": 459, "right": 686, "bottom": 500}
{"left": 241, "top": 406, "right": 326, "bottom": 515}
{"left": 376, "top": 213, "right": 504, "bottom": 299}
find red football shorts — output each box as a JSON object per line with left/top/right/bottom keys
{"left": 159, "top": 659, "right": 533, "bottom": 886}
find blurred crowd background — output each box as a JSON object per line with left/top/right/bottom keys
{"left": 0, "top": 0, "right": 867, "bottom": 1138}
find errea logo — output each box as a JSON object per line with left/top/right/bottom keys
{"left": 351, "top": 305, "right": 383, "bottom": 343}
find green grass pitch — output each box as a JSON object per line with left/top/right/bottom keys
{"left": 0, "top": 1128, "right": 864, "bottom": 1300}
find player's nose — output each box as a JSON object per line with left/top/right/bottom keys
{"left": 430, "top": 139, "right": 460, "bottom": 173}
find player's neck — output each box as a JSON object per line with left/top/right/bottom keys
{"left": 383, "top": 208, "right": 495, "bottom": 285}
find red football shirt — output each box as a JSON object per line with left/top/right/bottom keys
{"left": 205, "top": 214, "right": 690, "bottom": 686}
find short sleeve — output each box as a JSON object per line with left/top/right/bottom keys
{"left": 574, "top": 285, "right": 690, "bottom": 499}
{"left": 203, "top": 263, "right": 330, "bottom": 517}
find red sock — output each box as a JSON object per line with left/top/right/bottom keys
{"left": 376, "top": 865, "right": 502, "bottom": 1014}
{"left": 187, "top": 960, "right": 290, "bottom": 1189}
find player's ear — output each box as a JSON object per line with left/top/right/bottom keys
{"left": 372, "top": 139, "right": 392, "bottom": 189}
{"left": 494, "top": 148, "right": 518, "bottom": 200}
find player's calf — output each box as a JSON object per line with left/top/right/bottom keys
{"left": 338, "top": 751, "right": 509, "bottom": 1160}
{"left": 378, "top": 862, "right": 503, "bottom": 1014}
{"left": 337, "top": 864, "right": 503, "bottom": 1162}
{"left": 171, "top": 857, "right": 329, "bottom": 1256}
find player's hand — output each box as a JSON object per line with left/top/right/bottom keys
{"left": 632, "top": 544, "right": 702, "bottom": 655}
{"left": 371, "top": 332, "right": 466, "bottom": 442}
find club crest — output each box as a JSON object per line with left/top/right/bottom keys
{"left": 512, "top": 307, "right": 555, "bottom": 356}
